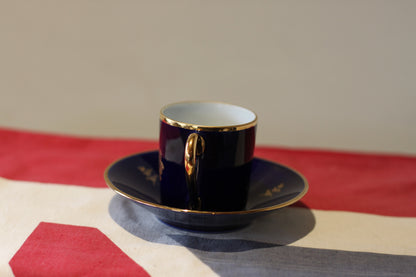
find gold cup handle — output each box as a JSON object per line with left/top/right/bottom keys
{"left": 184, "top": 133, "right": 205, "bottom": 210}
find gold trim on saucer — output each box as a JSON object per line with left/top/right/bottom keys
{"left": 160, "top": 101, "right": 257, "bottom": 132}
{"left": 104, "top": 151, "right": 309, "bottom": 216}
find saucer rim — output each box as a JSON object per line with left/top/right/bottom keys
{"left": 104, "top": 150, "right": 309, "bottom": 216}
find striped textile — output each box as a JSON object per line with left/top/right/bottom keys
{"left": 1, "top": 127, "right": 415, "bottom": 276}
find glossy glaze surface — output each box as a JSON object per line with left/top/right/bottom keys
{"left": 104, "top": 151, "right": 308, "bottom": 231}
{"left": 160, "top": 101, "right": 257, "bottom": 131}
{"left": 159, "top": 121, "right": 256, "bottom": 211}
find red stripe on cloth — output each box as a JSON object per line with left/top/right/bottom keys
{"left": 255, "top": 147, "right": 416, "bottom": 217}
{"left": 0, "top": 128, "right": 157, "bottom": 187}
{"left": 9, "top": 222, "right": 150, "bottom": 277}
{"left": 1, "top": 127, "right": 416, "bottom": 217}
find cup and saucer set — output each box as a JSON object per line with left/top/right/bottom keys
{"left": 104, "top": 102, "right": 308, "bottom": 231}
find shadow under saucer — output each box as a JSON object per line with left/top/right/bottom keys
{"left": 108, "top": 196, "right": 416, "bottom": 277}
{"left": 108, "top": 195, "right": 316, "bottom": 251}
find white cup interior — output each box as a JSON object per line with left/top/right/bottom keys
{"left": 162, "top": 102, "right": 256, "bottom": 127}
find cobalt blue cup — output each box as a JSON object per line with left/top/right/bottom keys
{"left": 159, "top": 102, "right": 257, "bottom": 211}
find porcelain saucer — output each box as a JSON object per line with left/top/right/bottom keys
{"left": 104, "top": 151, "right": 308, "bottom": 231}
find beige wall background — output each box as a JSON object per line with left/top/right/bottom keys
{"left": 1, "top": 1, "right": 415, "bottom": 154}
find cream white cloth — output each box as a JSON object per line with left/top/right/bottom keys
{"left": 2, "top": 177, "right": 415, "bottom": 276}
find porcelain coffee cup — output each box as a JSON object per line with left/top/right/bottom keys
{"left": 159, "top": 101, "right": 257, "bottom": 211}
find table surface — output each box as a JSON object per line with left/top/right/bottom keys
{"left": 1, "top": 127, "right": 415, "bottom": 276}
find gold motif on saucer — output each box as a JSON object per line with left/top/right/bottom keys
{"left": 138, "top": 166, "right": 158, "bottom": 185}
{"left": 261, "top": 183, "right": 284, "bottom": 197}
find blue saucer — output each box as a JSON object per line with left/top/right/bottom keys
{"left": 104, "top": 151, "right": 308, "bottom": 231}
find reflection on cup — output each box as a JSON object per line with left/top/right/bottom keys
{"left": 159, "top": 101, "right": 257, "bottom": 211}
